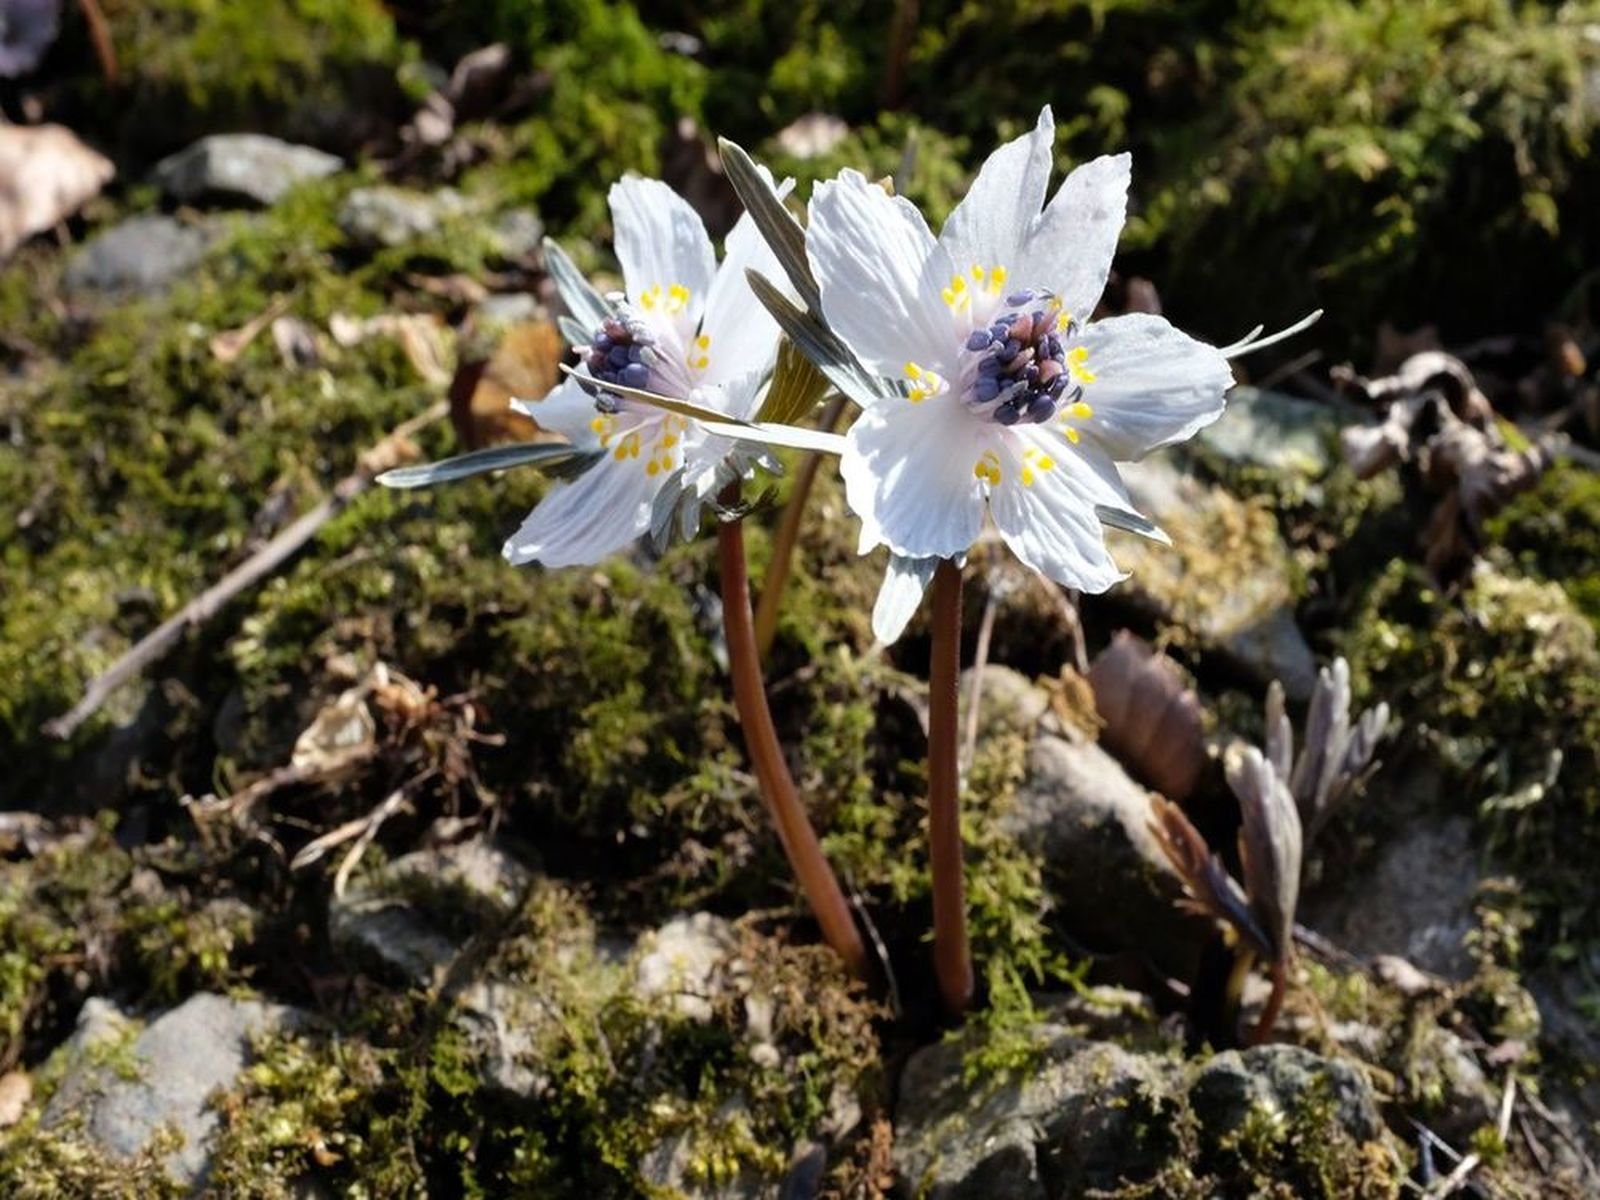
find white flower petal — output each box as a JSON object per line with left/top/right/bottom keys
{"left": 502, "top": 444, "right": 661, "bottom": 568}
{"left": 990, "top": 429, "right": 1128, "bottom": 593}
{"left": 510, "top": 375, "right": 601, "bottom": 446}
{"left": 608, "top": 176, "right": 716, "bottom": 319}
{"left": 840, "top": 396, "right": 988, "bottom": 559}
{"left": 699, "top": 182, "right": 794, "bottom": 387}
{"left": 939, "top": 106, "right": 1054, "bottom": 276}
{"left": 1022, "top": 152, "right": 1131, "bottom": 322}
{"left": 872, "top": 553, "right": 939, "bottom": 644}
{"left": 1073, "top": 314, "right": 1233, "bottom": 460}
{"left": 806, "top": 169, "right": 956, "bottom": 388}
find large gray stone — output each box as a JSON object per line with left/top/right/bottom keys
{"left": 1304, "top": 815, "right": 1480, "bottom": 979}
{"left": 154, "top": 134, "right": 341, "bottom": 206}
{"left": 64, "top": 214, "right": 209, "bottom": 297}
{"left": 895, "top": 1016, "right": 1393, "bottom": 1200}
{"left": 329, "top": 839, "right": 535, "bottom": 982}
{"left": 1196, "top": 386, "right": 1341, "bottom": 479}
{"left": 990, "top": 666, "right": 1206, "bottom": 977}
{"left": 43, "top": 993, "right": 303, "bottom": 1192}
{"left": 337, "top": 185, "right": 469, "bottom": 249}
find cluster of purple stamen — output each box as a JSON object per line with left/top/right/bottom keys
{"left": 587, "top": 315, "right": 657, "bottom": 396}
{"left": 964, "top": 288, "right": 1079, "bottom": 425}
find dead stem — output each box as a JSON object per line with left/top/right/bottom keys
{"left": 929, "top": 558, "right": 973, "bottom": 1016}
{"left": 1249, "top": 957, "right": 1289, "bottom": 1045}
{"left": 753, "top": 396, "right": 846, "bottom": 659}
{"left": 716, "top": 497, "right": 868, "bottom": 979}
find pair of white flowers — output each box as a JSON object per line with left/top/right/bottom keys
{"left": 505, "top": 108, "right": 1242, "bottom": 638}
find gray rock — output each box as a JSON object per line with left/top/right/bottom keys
{"left": 1531, "top": 949, "right": 1600, "bottom": 1187}
{"left": 639, "top": 1100, "right": 780, "bottom": 1200}
{"left": 896, "top": 1018, "right": 1393, "bottom": 1199}
{"left": 63, "top": 214, "right": 209, "bottom": 297}
{"left": 1191, "top": 1044, "right": 1385, "bottom": 1145}
{"left": 337, "top": 185, "right": 469, "bottom": 249}
{"left": 329, "top": 839, "right": 535, "bottom": 983}
{"left": 1000, "top": 696, "right": 1206, "bottom": 977}
{"left": 490, "top": 207, "right": 545, "bottom": 260}
{"left": 633, "top": 911, "right": 739, "bottom": 1023}
{"left": 1197, "top": 386, "right": 1340, "bottom": 479}
{"left": 43, "top": 994, "right": 303, "bottom": 1192}
{"left": 154, "top": 134, "right": 341, "bottom": 206}
{"left": 897, "top": 1029, "right": 1171, "bottom": 1200}
{"left": 1116, "top": 457, "right": 1316, "bottom": 699}
{"left": 472, "top": 292, "right": 543, "bottom": 330}
{"left": 1305, "top": 815, "right": 1479, "bottom": 979}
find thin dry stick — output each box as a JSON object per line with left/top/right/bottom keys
{"left": 753, "top": 396, "right": 847, "bottom": 659}
{"left": 44, "top": 402, "right": 448, "bottom": 740}
{"left": 929, "top": 558, "right": 973, "bottom": 1016}
{"left": 1249, "top": 957, "right": 1289, "bottom": 1045}
{"left": 76, "top": 0, "right": 119, "bottom": 85}
{"left": 716, "top": 494, "right": 868, "bottom": 979}
{"left": 960, "top": 583, "right": 999, "bottom": 771}
{"left": 1427, "top": 1074, "right": 1517, "bottom": 1197}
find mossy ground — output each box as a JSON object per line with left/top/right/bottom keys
{"left": 4, "top": 0, "right": 1600, "bottom": 1195}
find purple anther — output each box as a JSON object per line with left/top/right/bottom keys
{"left": 1005, "top": 290, "right": 1034, "bottom": 307}
{"left": 966, "top": 329, "right": 994, "bottom": 352}
{"left": 621, "top": 363, "right": 650, "bottom": 389}
{"left": 974, "top": 376, "right": 1000, "bottom": 403}
{"left": 995, "top": 403, "right": 1022, "bottom": 426}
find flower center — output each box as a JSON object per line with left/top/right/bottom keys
{"left": 962, "top": 289, "right": 1089, "bottom": 426}
{"left": 587, "top": 314, "right": 661, "bottom": 395}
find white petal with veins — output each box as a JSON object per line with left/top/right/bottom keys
{"left": 1072, "top": 314, "right": 1233, "bottom": 460}
{"left": 939, "top": 107, "right": 1055, "bottom": 278}
{"left": 609, "top": 176, "right": 716, "bottom": 321}
{"left": 807, "top": 169, "right": 956, "bottom": 389}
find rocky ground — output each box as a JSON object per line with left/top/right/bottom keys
{"left": 5, "top": 3, "right": 1600, "bottom": 1198}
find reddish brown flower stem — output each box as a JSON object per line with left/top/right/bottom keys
{"left": 1249, "top": 958, "right": 1289, "bottom": 1045}
{"left": 929, "top": 558, "right": 974, "bottom": 1016}
{"left": 716, "top": 499, "right": 868, "bottom": 979}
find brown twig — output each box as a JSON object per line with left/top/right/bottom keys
{"left": 43, "top": 402, "right": 448, "bottom": 740}
{"left": 76, "top": 0, "right": 119, "bottom": 86}
{"left": 717, "top": 494, "right": 868, "bottom": 979}
{"left": 929, "top": 558, "right": 973, "bottom": 1016}
{"left": 753, "top": 395, "right": 846, "bottom": 659}
{"left": 1248, "top": 957, "right": 1289, "bottom": 1045}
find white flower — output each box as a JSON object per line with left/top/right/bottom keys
{"left": 804, "top": 108, "right": 1234, "bottom": 638}
{"left": 503, "top": 176, "right": 788, "bottom": 567}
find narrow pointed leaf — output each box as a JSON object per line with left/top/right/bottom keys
{"left": 377, "top": 441, "right": 602, "bottom": 489}
{"left": 557, "top": 314, "right": 592, "bottom": 349}
{"left": 700, "top": 418, "right": 847, "bottom": 455}
{"left": 746, "top": 269, "right": 892, "bottom": 405}
{"left": 543, "top": 238, "right": 613, "bottom": 332}
{"left": 1096, "top": 504, "right": 1171, "bottom": 546}
{"left": 718, "top": 137, "right": 820, "bottom": 312}
{"left": 558, "top": 363, "right": 750, "bottom": 427}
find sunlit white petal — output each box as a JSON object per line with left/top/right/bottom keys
{"left": 1073, "top": 314, "right": 1233, "bottom": 460}
{"left": 502, "top": 447, "right": 661, "bottom": 568}
{"left": 939, "top": 106, "right": 1054, "bottom": 277}
{"left": 1022, "top": 152, "right": 1131, "bottom": 322}
{"left": 608, "top": 176, "right": 716, "bottom": 320}
{"left": 510, "top": 375, "right": 602, "bottom": 446}
{"left": 807, "top": 169, "right": 956, "bottom": 388}
{"left": 990, "top": 431, "right": 1127, "bottom": 593}
{"left": 841, "top": 396, "right": 988, "bottom": 559}
{"left": 700, "top": 182, "right": 794, "bottom": 387}
{"left": 873, "top": 554, "right": 939, "bottom": 644}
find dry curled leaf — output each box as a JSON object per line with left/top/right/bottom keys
{"left": 450, "top": 320, "right": 563, "bottom": 449}
{"left": 1337, "top": 350, "right": 1557, "bottom": 581}
{"left": 0, "top": 122, "right": 114, "bottom": 258}
{"left": 1228, "top": 744, "right": 1302, "bottom": 964}
{"left": 1089, "top": 631, "right": 1205, "bottom": 802}
{"left": 1148, "top": 795, "right": 1268, "bottom": 958}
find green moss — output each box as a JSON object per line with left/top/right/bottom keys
{"left": 1343, "top": 561, "right": 1600, "bottom": 952}
{"left": 1487, "top": 460, "right": 1600, "bottom": 634}
{"left": 62, "top": 0, "right": 410, "bottom": 163}
{"left": 0, "top": 1115, "right": 186, "bottom": 1200}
